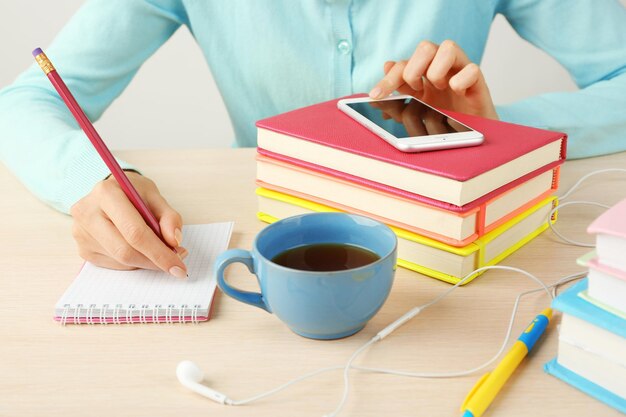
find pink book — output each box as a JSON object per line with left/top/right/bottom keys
{"left": 587, "top": 198, "right": 626, "bottom": 272}
{"left": 588, "top": 198, "right": 626, "bottom": 239}
{"left": 256, "top": 95, "right": 567, "bottom": 207}
{"left": 256, "top": 153, "right": 559, "bottom": 246}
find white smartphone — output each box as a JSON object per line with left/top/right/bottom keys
{"left": 337, "top": 95, "right": 484, "bottom": 152}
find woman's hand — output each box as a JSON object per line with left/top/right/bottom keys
{"left": 370, "top": 40, "right": 498, "bottom": 120}
{"left": 70, "top": 172, "right": 189, "bottom": 278}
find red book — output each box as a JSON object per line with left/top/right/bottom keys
{"left": 256, "top": 95, "right": 567, "bottom": 207}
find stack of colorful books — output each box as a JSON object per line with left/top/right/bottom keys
{"left": 254, "top": 95, "right": 567, "bottom": 284}
{"left": 545, "top": 199, "right": 626, "bottom": 413}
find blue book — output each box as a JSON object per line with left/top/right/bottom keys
{"left": 544, "top": 279, "right": 626, "bottom": 414}
{"left": 552, "top": 279, "right": 626, "bottom": 338}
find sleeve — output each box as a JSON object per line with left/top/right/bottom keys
{"left": 0, "top": 0, "right": 189, "bottom": 213}
{"left": 494, "top": 0, "right": 626, "bottom": 159}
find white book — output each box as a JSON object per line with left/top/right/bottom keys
{"left": 557, "top": 313, "right": 626, "bottom": 399}
{"left": 596, "top": 234, "right": 626, "bottom": 271}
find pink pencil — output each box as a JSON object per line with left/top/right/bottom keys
{"left": 33, "top": 47, "right": 174, "bottom": 251}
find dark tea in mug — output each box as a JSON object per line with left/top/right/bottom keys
{"left": 271, "top": 243, "right": 380, "bottom": 272}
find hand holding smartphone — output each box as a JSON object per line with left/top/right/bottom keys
{"left": 338, "top": 95, "right": 484, "bottom": 152}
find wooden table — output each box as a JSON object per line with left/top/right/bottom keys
{"left": 1, "top": 149, "right": 624, "bottom": 417}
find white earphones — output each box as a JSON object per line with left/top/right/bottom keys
{"left": 176, "top": 360, "right": 232, "bottom": 405}
{"left": 176, "top": 266, "right": 585, "bottom": 416}
{"left": 177, "top": 168, "right": 625, "bottom": 416}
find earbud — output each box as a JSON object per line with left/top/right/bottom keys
{"left": 176, "top": 360, "right": 231, "bottom": 405}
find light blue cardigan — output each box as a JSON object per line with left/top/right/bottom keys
{"left": 1, "top": 0, "right": 625, "bottom": 212}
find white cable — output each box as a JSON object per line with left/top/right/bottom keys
{"left": 547, "top": 168, "right": 626, "bottom": 247}
{"left": 324, "top": 338, "right": 379, "bottom": 417}
{"left": 548, "top": 201, "right": 611, "bottom": 247}
{"left": 558, "top": 168, "right": 626, "bottom": 201}
{"left": 355, "top": 271, "right": 586, "bottom": 379}
{"left": 215, "top": 267, "right": 584, "bottom": 413}
{"left": 227, "top": 365, "right": 344, "bottom": 406}
{"left": 191, "top": 170, "right": 619, "bottom": 413}
{"left": 324, "top": 265, "right": 553, "bottom": 416}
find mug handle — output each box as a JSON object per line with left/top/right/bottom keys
{"left": 214, "top": 249, "right": 270, "bottom": 313}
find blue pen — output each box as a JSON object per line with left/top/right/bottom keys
{"left": 460, "top": 308, "right": 553, "bottom": 417}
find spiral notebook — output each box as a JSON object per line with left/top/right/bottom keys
{"left": 54, "top": 222, "right": 234, "bottom": 325}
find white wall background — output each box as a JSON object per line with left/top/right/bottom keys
{"left": 3, "top": 1, "right": 622, "bottom": 150}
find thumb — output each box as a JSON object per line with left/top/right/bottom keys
{"left": 146, "top": 192, "right": 184, "bottom": 249}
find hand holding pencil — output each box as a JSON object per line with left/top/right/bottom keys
{"left": 33, "top": 48, "right": 189, "bottom": 278}
{"left": 71, "top": 171, "right": 189, "bottom": 276}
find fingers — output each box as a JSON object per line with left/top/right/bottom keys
{"left": 82, "top": 252, "right": 139, "bottom": 271}
{"left": 403, "top": 40, "right": 438, "bottom": 92}
{"left": 369, "top": 60, "right": 408, "bottom": 99}
{"left": 382, "top": 61, "right": 419, "bottom": 96}
{"left": 144, "top": 187, "right": 184, "bottom": 249}
{"left": 375, "top": 40, "right": 475, "bottom": 94}
{"left": 100, "top": 185, "right": 188, "bottom": 278}
{"left": 450, "top": 63, "right": 498, "bottom": 119}
{"left": 372, "top": 39, "right": 497, "bottom": 119}
{"left": 73, "top": 221, "right": 188, "bottom": 271}
{"left": 71, "top": 174, "right": 190, "bottom": 278}
{"left": 75, "top": 215, "right": 158, "bottom": 270}
{"left": 383, "top": 61, "right": 395, "bottom": 74}
{"left": 449, "top": 63, "right": 481, "bottom": 95}
{"left": 424, "top": 40, "right": 471, "bottom": 90}
{"left": 177, "top": 247, "right": 189, "bottom": 260}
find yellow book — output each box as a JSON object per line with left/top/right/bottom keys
{"left": 256, "top": 187, "right": 557, "bottom": 285}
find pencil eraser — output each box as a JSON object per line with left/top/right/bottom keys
{"left": 32, "top": 48, "right": 43, "bottom": 57}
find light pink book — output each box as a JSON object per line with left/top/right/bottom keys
{"left": 256, "top": 94, "right": 567, "bottom": 207}
{"left": 588, "top": 198, "right": 626, "bottom": 272}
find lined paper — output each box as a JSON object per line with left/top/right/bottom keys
{"left": 54, "top": 222, "right": 233, "bottom": 324}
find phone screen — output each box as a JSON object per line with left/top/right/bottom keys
{"left": 346, "top": 97, "right": 472, "bottom": 139}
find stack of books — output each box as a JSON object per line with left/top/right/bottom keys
{"left": 545, "top": 199, "right": 626, "bottom": 413}
{"left": 255, "top": 95, "right": 567, "bottom": 284}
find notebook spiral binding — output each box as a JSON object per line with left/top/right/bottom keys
{"left": 59, "top": 303, "right": 202, "bottom": 325}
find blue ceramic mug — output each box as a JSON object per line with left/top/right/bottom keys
{"left": 214, "top": 213, "right": 397, "bottom": 340}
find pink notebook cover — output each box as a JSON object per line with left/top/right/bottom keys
{"left": 256, "top": 94, "right": 567, "bottom": 182}
{"left": 587, "top": 198, "right": 626, "bottom": 239}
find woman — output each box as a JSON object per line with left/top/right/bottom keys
{"left": 1, "top": 0, "right": 625, "bottom": 277}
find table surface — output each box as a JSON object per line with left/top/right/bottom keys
{"left": 1, "top": 148, "right": 625, "bottom": 417}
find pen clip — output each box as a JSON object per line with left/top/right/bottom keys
{"left": 460, "top": 372, "right": 490, "bottom": 411}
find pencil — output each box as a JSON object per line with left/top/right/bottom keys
{"left": 32, "top": 47, "right": 176, "bottom": 252}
